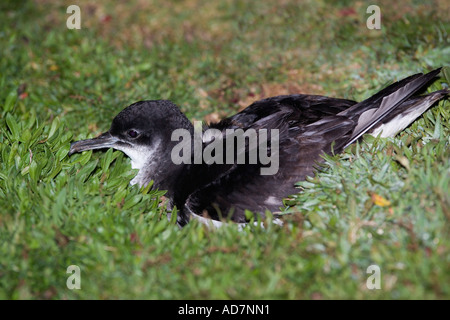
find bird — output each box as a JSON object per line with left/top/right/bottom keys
{"left": 69, "top": 68, "right": 448, "bottom": 227}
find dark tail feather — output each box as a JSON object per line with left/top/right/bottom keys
{"left": 339, "top": 68, "right": 443, "bottom": 149}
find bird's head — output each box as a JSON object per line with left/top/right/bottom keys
{"left": 69, "top": 100, "right": 193, "bottom": 188}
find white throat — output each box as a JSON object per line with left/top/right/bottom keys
{"left": 114, "top": 141, "right": 161, "bottom": 186}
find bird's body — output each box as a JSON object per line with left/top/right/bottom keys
{"left": 69, "top": 68, "right": 448, "bottom": 227}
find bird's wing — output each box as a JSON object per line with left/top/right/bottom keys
{"left": 184, "top": 95, "right": 357, "bottom": 223}
{"left": 209, "top": 94, "right": 357, "bottom": 130}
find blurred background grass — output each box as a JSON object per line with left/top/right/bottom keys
{"left": 0, "top": 0, "right": 449, "bottom": 299}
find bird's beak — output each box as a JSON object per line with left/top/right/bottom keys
{"left": 69, "top": 132, "right": 118, "bottom": 156}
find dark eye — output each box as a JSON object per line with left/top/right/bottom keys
{"left": 127, "top": 130, "right": 139, "bottom": 138}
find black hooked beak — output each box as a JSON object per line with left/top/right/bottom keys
{"left": 69, "top": 132, "right": 118, "bottom": 156}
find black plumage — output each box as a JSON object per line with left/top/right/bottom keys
{"left": 69, "top": 68, "right": 448, "bottom": 227}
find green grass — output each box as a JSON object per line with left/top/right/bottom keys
{"left": 0, "top": 0, "right": 449, "bottom": 299}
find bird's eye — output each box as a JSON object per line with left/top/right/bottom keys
{"left": 127, "top": 130, "right": 139, "bottom": 138}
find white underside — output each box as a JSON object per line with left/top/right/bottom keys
{"left": 190, "top": 212, "right": 284, "bottom": 230}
